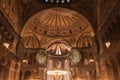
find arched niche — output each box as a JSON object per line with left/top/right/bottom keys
{"left": 21, "top": 7, "right": 94, "bottom": 38}
{"left": 23, "top": 33, "right": 40, "bottom": 49}
{"left": 77, "top": 32, "right": 93, "bottom": 48}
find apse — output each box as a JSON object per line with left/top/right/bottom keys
{"left": 0, "top": 0, "right": 120, "bottom": 80}
{"left": 20, "top": 7, "right": 95, "bottom": 80}
{"left": 21, "top": 7, "right": 93, "bottom": 38}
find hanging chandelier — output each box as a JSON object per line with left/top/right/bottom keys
{"left": 40, "top": 0, "right": 74, "bottom": 3}
{"left": 45, "top": 40, "right": 71, "bottom": 80}
{"left": 36, "top": 40, "right": 81, "bottom": 80}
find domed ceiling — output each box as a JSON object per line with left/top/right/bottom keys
{"left": 38, "top": 8, "right": 77, "bottom": 31}
{"left": 21, "top": 7, "right": 93, "bottom": 37}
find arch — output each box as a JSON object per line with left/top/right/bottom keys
{"left": 109, "top": 57, "right": 119, "bottom": 80}
{"left": 24, "top": 71, "right": 31, "bottom": 80}
{"left": 22, "top": 33, "right": 40, "bottom": 49}
{"left": 21, "top": 7, "right": 94, "bottom": 37}
{"left": 0, "top": 56, "right": 8, "bottom": 66}
{"left": 77, "top": 32, "right": 93, "bottom": 48}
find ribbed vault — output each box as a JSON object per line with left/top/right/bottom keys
{"left": 23, "top": 34, "right": 40, "bottom": 49}
{"left": 21, "top": 7, "right": 93, "bottom": 38}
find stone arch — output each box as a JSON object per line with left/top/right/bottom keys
{"left": 24, "top": 71, "right": 31, "bottom": 80}
{"left": 23, "top": 33, "right": 40, "bottom": 49}
{"left": 21, "top": 7, "right": 94, "bottom": 37}
{"left": 16, "top": 39, "right": 25, "bottom": 59}
{"left": 105, "top": 60, "right": 113, "bottom": 80}
{"left": 77, "top": 32, "right": 93, "bottom": 48}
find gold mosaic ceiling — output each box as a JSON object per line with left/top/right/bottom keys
{"left": 21, "top": 7, "right": 93, "bottom": 37}
{"left": 39, "top": 8, "right": 78, "bottom": 31}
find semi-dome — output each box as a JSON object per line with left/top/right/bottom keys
{"left": 21, "top": 7, "right": 93, "bottom": 37}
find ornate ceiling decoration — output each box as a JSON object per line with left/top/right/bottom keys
{"left": 23, "top": 34, "right": 40, "bottom": 49}
{"left": 77, "top": 32, "right": 93, "bottom": 48}
{"left": 21, "top": 7, "right": 93, "bottom": 37}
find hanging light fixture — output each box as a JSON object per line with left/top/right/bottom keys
{"left": 36, "top": 40, "right": 81, "bottom": 80}
{"left": 40, "top": 0, "right": 74, "bottom": 3}
{"left": 46, "top": 40, "right": 72, "bottom": 80}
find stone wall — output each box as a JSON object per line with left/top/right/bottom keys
{"left": 97, "top": 3, "right": 120, "bottom": 80}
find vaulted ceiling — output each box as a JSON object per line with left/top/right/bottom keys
{"left": 0, "top": 1, "right": 120, "bottom": 79}
{"left": 0, "top": 0, "right": 119, "bottom": 49}
{"left": 21, "top": 7, "right": 93, "bottom": 37}
{"left": 0, "top": 0, "right": 119, "bottom": 33}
